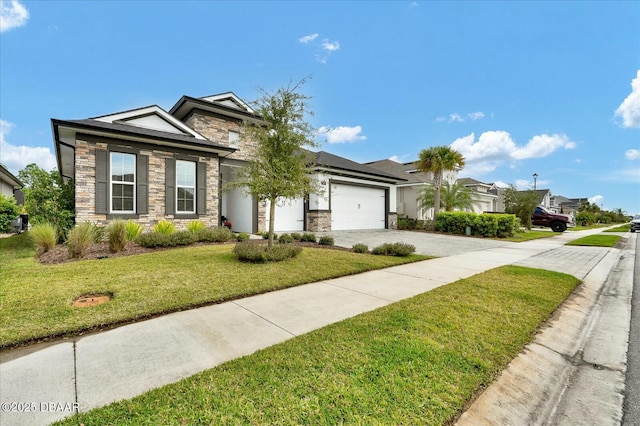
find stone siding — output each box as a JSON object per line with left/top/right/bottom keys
{"left": 184, "top": 112, "right": 260, "bottom": 161}
{"left": 307, "top": 211, "right": 331, "bottom": 232}
{"left": 387, "top": 213, "right": 398, "bottom": 230}
{"left": 74, "top": 138, "right": 220, "bottom": 231}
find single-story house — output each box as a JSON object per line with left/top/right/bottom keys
{"left": 52, "top": 92, "right": 403, "bottom": 233}
{"left": 365, "top": 158, "right": 457, "bottom": 220}
{"left": 0, "top": 164, "right": 24, "bottom": 204}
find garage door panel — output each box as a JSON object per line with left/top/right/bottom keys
{"left": 331, "top": 184, "right": 385, "bottom": 230}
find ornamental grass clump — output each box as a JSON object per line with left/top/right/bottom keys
{"left": 187, "top": 220, "right": 205, "bottom": 234}
{"left": 300, "top": 233, "right": 316, "bottom": 243}
{"left": 318, "top": 236, "right": 334, "bottom": 246}
{"left": 107, "top": 219, "right": 127, "bottom": 253}
{"left": 124, "top": 219, "right": 143, "bottom": 242}
{"left": 29, "top": 222, "right": 58, "bottom": 253}
{"left": 154, "top": 220, "right": 176, "bottom": 235}
{"left": 66, "top": 222, "right": 95, "bottom": 258}
{"left": 233, "top": 241, "right": 302, "bottom": 263}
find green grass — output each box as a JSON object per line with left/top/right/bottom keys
{"left": 502, "top": 230, "right": 557, "bottom": 242}
{"left": 604, "top": 224, "right": 630, "bottom": 232}
{"left": 567, "top": 224, "right": 610, "bottom": 231}
{"left": 566, "top": 234, "right": 621, "bottom": 247}
{"left": 56, "top": 266, "right": 579, "bottom": 425}
{"left": 0, "top": 233, "right": 428, "bottom": 348}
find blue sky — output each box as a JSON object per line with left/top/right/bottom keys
{"left": 1, "top": 0, "right": 639, "bottom": 214}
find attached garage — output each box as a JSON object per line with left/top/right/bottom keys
{"left": 330, "top": 183, "right": 386, "bottom": 230}
{"left": 266, "top": 197, "right": 305, "bottom": 232}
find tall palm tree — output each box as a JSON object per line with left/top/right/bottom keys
{"left": 418, "top": 181, "right": 478, "bottom": 213}
{"left": 415, "top": 146, "right": 465, "bottom": 217}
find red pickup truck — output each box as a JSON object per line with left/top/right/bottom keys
{"left": 532, "top": 206, "right": 575, "bottom": 232}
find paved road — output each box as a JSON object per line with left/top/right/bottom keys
{"left": 623, "top": 234, "right": 640, "bottom": 426}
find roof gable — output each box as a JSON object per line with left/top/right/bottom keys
{"left": 200, "top": 92, "right": 254, "bottom": 114}
{"left": 93, "top": 105, "right": 206, "bottom": 140}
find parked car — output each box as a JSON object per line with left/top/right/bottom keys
{"left": 630, "top": 215, "right": 640, "bottom": 233}
{"left": 531, "top": 206, "right": 575, "bottom": 232}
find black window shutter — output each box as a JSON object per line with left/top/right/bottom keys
{"left": 165, "top": 158, "right": 176, "bottom": 215}
{"left": 137, "top": 155, "right": 148, "bottom": 214}
{"left": 95, "top": 150, "right": 108, "bottom": 214}
{"left": 196, "top": 162, "right": 207, "bottom": 215}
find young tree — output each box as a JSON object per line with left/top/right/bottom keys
{"left": 226, "top": 81, "right": 319, "bottom": 247}
{"left": 415, "top": 146, "right": 465, "bottom": 217}
{"left": 418, "top": 181, "right": 478, "bottom": 213}
{"left": 503, "top": 185, "right": 539, "bottom": 230}
{"left": 17, "top": 163, "right": 74, "bottom": 236}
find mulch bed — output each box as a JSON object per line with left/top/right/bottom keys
{"left": 37, "top": 239, "right": 351, "bottom": 265}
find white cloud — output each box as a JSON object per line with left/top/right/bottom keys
{"left": 449, "top": 113, "right": 464, "bottom": 123}
{"left": 0, "top": 119, "right": 57, "bottom": 173}
{"left": 515, "top": 179, "right": 530, "bottom": 190}
{"left": 493, "top": 180, "right": 509, "bottom": 188}
{"left": 450, "top": 131, "right": 576, "bottom": 176}
{"left": 389, "top": 155, "right": 402, "bottom": 163}
{"left": 409, "top": 1, "right": 419, "bottom": 7}
{"left": 317, "top": 125, "right": 366, "bottom": 144}
{"left": 615, "top": 69, "right": 640, "bottom": 128}
{"left": 468, "top": 112, "right": 485, "bottom": 121}
{"left": 589, "top": 195, "right": 604, "bottom": 207}
{"left": 322, "top": 40, "right": 340, "bottom": 51}
{"left": 435, "top": 117, "right": 447, "bottom": 122}
{"left": 0, "top": 0, "right": 29, "bottom": 32}
{"left": 625, "top": 148, "right": 640, "bottom": 160}
{"left": 298, "top": 33, "right": 319, "bottom": 44}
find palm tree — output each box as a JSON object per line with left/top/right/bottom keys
{"left": 415, "top": 146, "right": 465, "bottom": 217}
{"left": 418, "top": 181, "right": 478, "bottom": 213}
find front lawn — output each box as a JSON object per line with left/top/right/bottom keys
{"left": 566, "top": 234, "right": 621, "bottom": 247}
{"left": 57, "top": 266, "right": 580, "bottom": 425}
{"left": 604, "top": 224, "right": 630, "bottom": 232}
{"left": 0, "top": 233, "right": 428, "bottom": 348}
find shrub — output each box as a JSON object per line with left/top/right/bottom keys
{"left": 196, "top": 226, "right": 233, "bottom": 243}
{"left": 91, "top": 224, "right": 105, "bottom": 243}
{"left": 262, "top": 232, "right": 278, "bottom": 240}
{"left": 279, "top": 233, "right": 294, "bottom": 244}
{"left": 318, "top": 235, "right": 334, "bottom": 246}
{"left": 154, "top": 220, "right": 176, "bottom": 235}
{"left": 233, "top": 242, "right": 302, "bottom": 263}
{"left": 124, "top": 219, "right": 143, "bottom": 242}
{"left": 290, "top": 232, "right": 302, "bottom": 241}
{"left": 170, "top": 230, "right": 197, "bottom": 246}
{"left": 576, "top": 211, "right": 596, "bottom": 226}
{"left": 0, "top": 194, "right": 20, "bottom": 233}
{"left": 300, "top": 233, "right": 317, "bottom": 243}
{"left": 472, "top": 214, "right": 498, "bottom": 238}
{"left": 236, "top": 232, "right": 250, "bottom": 242}
{"left": 107, "top": 219, "right": 127, "bottom": 253}
{"left": 436, "top": 211, "right": 475, "bottom": 234}
{"left": 352, "top": 243, "right": 369, "bottom": 253}
{"left": 187, "top": 220, "right": 205, "bottom": 234}
{"left": 66, "top": 222, "right": 95, "bottom": 258}
{"left": 372, "top": 242, "right": 416, "bottom": 256}
{"left": 496, "top": 214, "right": 519, "bottom": 238}
{"left": 138, "top": 232, "right": 171, "bottom": 248}
{"left": 29, "top": 222, "right": 58, "bottom": 253}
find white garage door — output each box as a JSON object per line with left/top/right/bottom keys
{"left": 266, "top": 198, "right": 305, "bottom": 232}
{"left": 331, "top": 184, "right": 386, "bottom": 230}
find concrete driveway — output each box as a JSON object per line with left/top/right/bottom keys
{"left": 319, "top": 229, "right": 514, "bottom": 257}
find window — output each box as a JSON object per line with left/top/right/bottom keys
{"left": 229, "top": 131, "right": 239, "bottom": 148}
{"left": 176, "top": 160, "right": 196, "bottom": 213}
{"left": 110, "top": 152, "right": 136, "bottom": 213}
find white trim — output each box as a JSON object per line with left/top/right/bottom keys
{"left": 176, "top": 160, "right": 196, "bottom": 214}
{"left": 109, "top": 152, "right": 136, "bottom": 214}
{"left": 93, "top": 105, "right": 207, "bottom": 140}
{"left": 200, "top": 92, "right": 254, "bottom": 114}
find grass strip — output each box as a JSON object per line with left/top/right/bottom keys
{"left": 604, "top": 224, "right": 630, "bottom": 232}
{"left": 566, "top": 234, "right": 621, "bottom": 247}
{"left": 503, "top": 230, "right": 556, "bottom": 242}
{"left": 0, "top": 233, "right": 427, "bottom": 348}
{"left": 56, "top": 266, "right": 579, "bottom": 425}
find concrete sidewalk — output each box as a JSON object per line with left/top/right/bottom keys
{"left": 0, "top": 228, "right": 631, "bottom": 425}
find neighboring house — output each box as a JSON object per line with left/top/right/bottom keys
{"left": 0, "top": 164, "right": 24, "bottom": 204}
{"left": 550, "top": 195, "right": 588, "bottom": 216}
{"left": 456, "top": 178, "right": 500, "bottom": 213}
{"left": 52, "top": 92, "right": 402, "bottom": 233}
{"left": 533, "top": 189, "right": 552, "bottom": 209}
{"left": 366, "top": 158, "right": 457, "bottom": 220}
